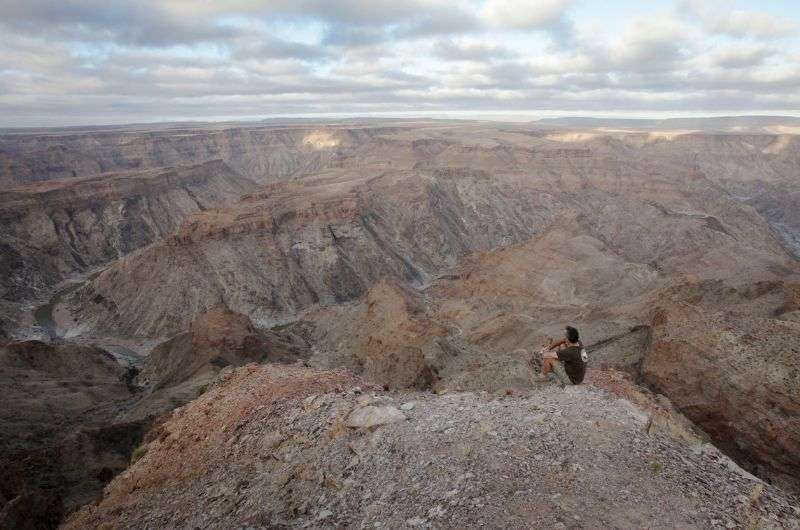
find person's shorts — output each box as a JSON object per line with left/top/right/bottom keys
{"left": 551, "top": 360, "right": 573, "bottom": 386}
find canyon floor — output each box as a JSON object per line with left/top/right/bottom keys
{"left": 1, "top": 118, "right": 799, "bottom": 528}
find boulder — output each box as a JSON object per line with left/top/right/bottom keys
{"left": 346, "top": 405, "right": 406, "bottom": 428}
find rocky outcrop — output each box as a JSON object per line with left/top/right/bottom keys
{"left": 0, "top": 159, "right": 256, "bottom": 302}
{"left": 127, "top": 307, "right": 309, "bottom": 420}
{"left": 298, "top": 279, "right": 451, "bottom": 389}
{"left": 0, "top": 126, "right": 355, "bottom": 186}
{"left": 5, "top": 122, "right": 800, "bottom": 521}
{"left": 424, "top": 220, "right": 800, "bottom": 489}
{"left": 64, "top": 167, "right": 558, "bottom": 337}
{"left": 642, "top": 280, "right": 800, "bottom": 492}
{"left": 63, "top": 364, "right": 800, "bottom": 529}
{"left": 0, "top": 340, "right": 141, "bottom": 528}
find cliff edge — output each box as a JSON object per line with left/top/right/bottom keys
{"left": 65, "top": 364, "right": 799, "bottom": 529}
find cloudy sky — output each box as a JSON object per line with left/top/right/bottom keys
{"left": 1, "top": 0, "right": 799, "bottom": 126}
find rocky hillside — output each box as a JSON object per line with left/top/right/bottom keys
{"left": 3, "top": 121, "right": 800, "bottom": 527}
{"left": 48, "top": 126, "right": 800, "bottom": 493}
{"left": 127, "top": 307, "right": 310, "bottom": 421}
{"left": 60, "top": 127, "right": 800, "bottom": 338}
{"left": 0, "top": 124, "right": 408, "bottom": 187}
{"left": 0, "top": 341, "right": 142, "bottom": 527}
{"left": 0, "top": 309, "right": 310, "bottom": 529}
{"left": 63, "top": 166, "right": 558, "bottom": 337}
{"left": 64, "top": 364, "right": 800, "bottom": 529}
{"left": 0, "top": 159, "right": 256, "bottom": 304}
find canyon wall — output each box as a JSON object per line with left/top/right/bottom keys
{"left": 3, "top": 122, "right": 800, "bottom": 500}
{"left": 0, "top": 160, "right": 257, "bottom": 303}
{"left": 0, "top": 126, "right": 378, "bottom": 186}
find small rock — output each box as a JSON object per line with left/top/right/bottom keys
{"left": 428, "top": 505, "right": 446, "bottom": 518}
{"left": 400, "top": 402, "right": 416, "bottom": 411}
{"left": 346, "top": 405, "right": 406, "bottom": 428}
{"left": 528, "top": 413, "right": 548, "bottom": 423}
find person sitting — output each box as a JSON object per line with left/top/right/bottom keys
{"left": 538, "top": 326, "right": 588, "bottom": 385}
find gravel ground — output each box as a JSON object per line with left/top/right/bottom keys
{"left": 65, "top": 364, "right": 800, "bottom": 529}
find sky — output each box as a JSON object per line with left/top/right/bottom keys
{"left": 1, "top": 0, "right": 799, "bottom": 126}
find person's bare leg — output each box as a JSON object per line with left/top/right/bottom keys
{"left": 539, "top": 354, "right": 557, "bottom": 381}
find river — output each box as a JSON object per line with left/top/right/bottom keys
{"left": 31, "top": 271, "right": 146, "bottom": 368}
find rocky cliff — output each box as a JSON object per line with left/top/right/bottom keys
{"left": 127, "top": 307, "right": 309, "bottom": 421}
{"left": 4, "top": 122, "right": 800, "bottom": 527}
{"left": 0, "top": 125, "right": 384, "bottom": 186}
{"left": 0, "top": 159, "right": 256, "bottom": 303}
{"left": 63, "top": 364, "right": 800, "bottom": 529}
{"left": 0, "top": 341, "right": 142, "bottom": 528}
{"left": 64, "top": 166, "right": 558, "bottom": 337}
{"left": 643, "top": 282, "right": 800, "bottom": 492}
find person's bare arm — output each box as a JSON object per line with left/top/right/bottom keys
{"left": 539, "top": 338, "right": 565, "bottom": 359}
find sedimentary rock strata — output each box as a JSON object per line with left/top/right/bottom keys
{"left": 3, "top": 120, "right": 800, "bottom": 526}
{"left": 0, "top": 159, "right": 256, "bottom": 302}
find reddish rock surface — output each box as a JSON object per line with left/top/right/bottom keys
{"left": 63, "top": 364, "right": 800, "bottom": 529}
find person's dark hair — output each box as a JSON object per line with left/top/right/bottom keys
{"left": 565, "top": 326, "right": 580, "bottom": 343}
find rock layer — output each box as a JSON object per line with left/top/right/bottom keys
{"left": 643, "top": 281, "right": 800, "bottom": 492}
{"left": 0, "top": 125, "right": 354, "bottom": 186}
{"left": 0, "top": 159, "right": 257, "bottom": 302}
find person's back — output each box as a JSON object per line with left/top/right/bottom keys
{"left": 538, "top": 326, "right": 588, "bottom": 385}
{"left": 555, "top": 340, "right": 587, "bottom": 385}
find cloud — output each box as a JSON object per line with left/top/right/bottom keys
{"left": 0, "top": 0, "right": 241, "bottom": 47}
{"left": 433, "top": 39, "right": 517, "bottom": 61}
{"left": 711, "top": 44, "right": 775, "bottom": 69}
{"left": 481, "top": 0, "right": 574, "bottom": 30}
{"left": 0, "top": 0, "right": 799, "bottom": 126}
{"left": 606, "top": 16, "right": 691, "bottom": 72}
{"left": 680, "top": 0, "right": 797, "bottom": 39}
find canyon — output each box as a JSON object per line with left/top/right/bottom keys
{"left": 1, "top": 118, "right": 799, "bottom": 528}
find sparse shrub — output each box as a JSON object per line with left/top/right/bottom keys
{"left": 130, "top": 443, "right": 148, "bottom": 464}
{"left": 649, "top": 460, "right": 662, "bottom": 474}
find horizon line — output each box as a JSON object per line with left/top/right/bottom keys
{"left": 3, "top": 111, "right": 800, "bottom": 132}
